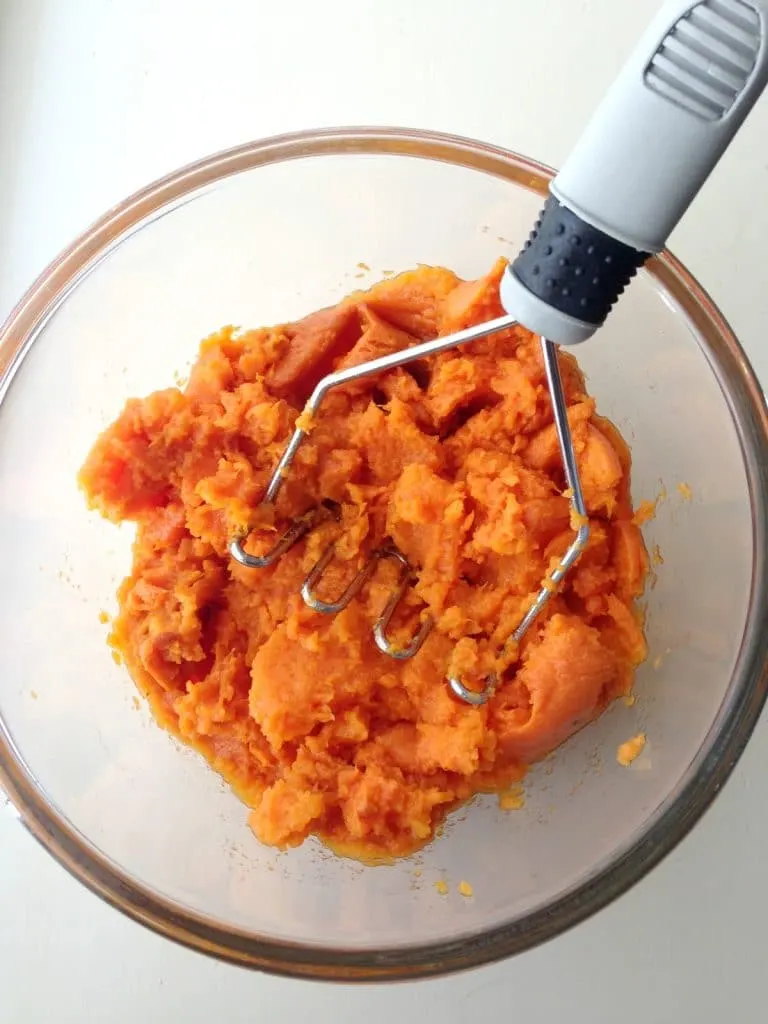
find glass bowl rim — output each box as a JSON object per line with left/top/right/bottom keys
{"left": 1, "top": 126, "right": 767, "bottom": 982}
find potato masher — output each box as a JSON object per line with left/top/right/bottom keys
{"left": 231, "top": 0, "right": 768, "bottom": 705}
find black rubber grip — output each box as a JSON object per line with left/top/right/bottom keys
{"left": 511, "top": 196, "right": 649, "bottom": 326}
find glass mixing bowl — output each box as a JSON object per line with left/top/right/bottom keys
{"left": 1, "top": 128, "right": 767, "bottom": 982}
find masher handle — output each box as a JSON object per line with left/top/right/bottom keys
{"left": 501, "top": 0, "right": 768, "bottom": 345}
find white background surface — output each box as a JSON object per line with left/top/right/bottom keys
{"left": 1, "top": 0, "right": 768, "bottom": 1020}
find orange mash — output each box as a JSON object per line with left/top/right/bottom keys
{"left": 79, "top": 259, "right": 648, "bottom": 859}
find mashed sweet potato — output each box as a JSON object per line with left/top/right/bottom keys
{"left": 80, "top": 259, "right": 648, "bottom": 860}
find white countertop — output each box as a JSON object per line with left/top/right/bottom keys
{"left": 2, "top": 1, "right": 768, "bottom": 1020}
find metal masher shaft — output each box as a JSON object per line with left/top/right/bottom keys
{"left": 261, "top": 313, "right": 518, "bottom": 508}
{"left": 447, "top": 337, "right": 590, "bottom": 705}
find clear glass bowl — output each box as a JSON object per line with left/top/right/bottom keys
{"left": 1, "top": 128, "right": 767, "bottom": 981}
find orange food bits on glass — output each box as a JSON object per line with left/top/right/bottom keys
{"left": 617, "top": 733, "right": 646, "bottom": 767}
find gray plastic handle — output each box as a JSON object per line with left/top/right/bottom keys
{"left": 501, "top": 0, "right": 768, "bottom": 344}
